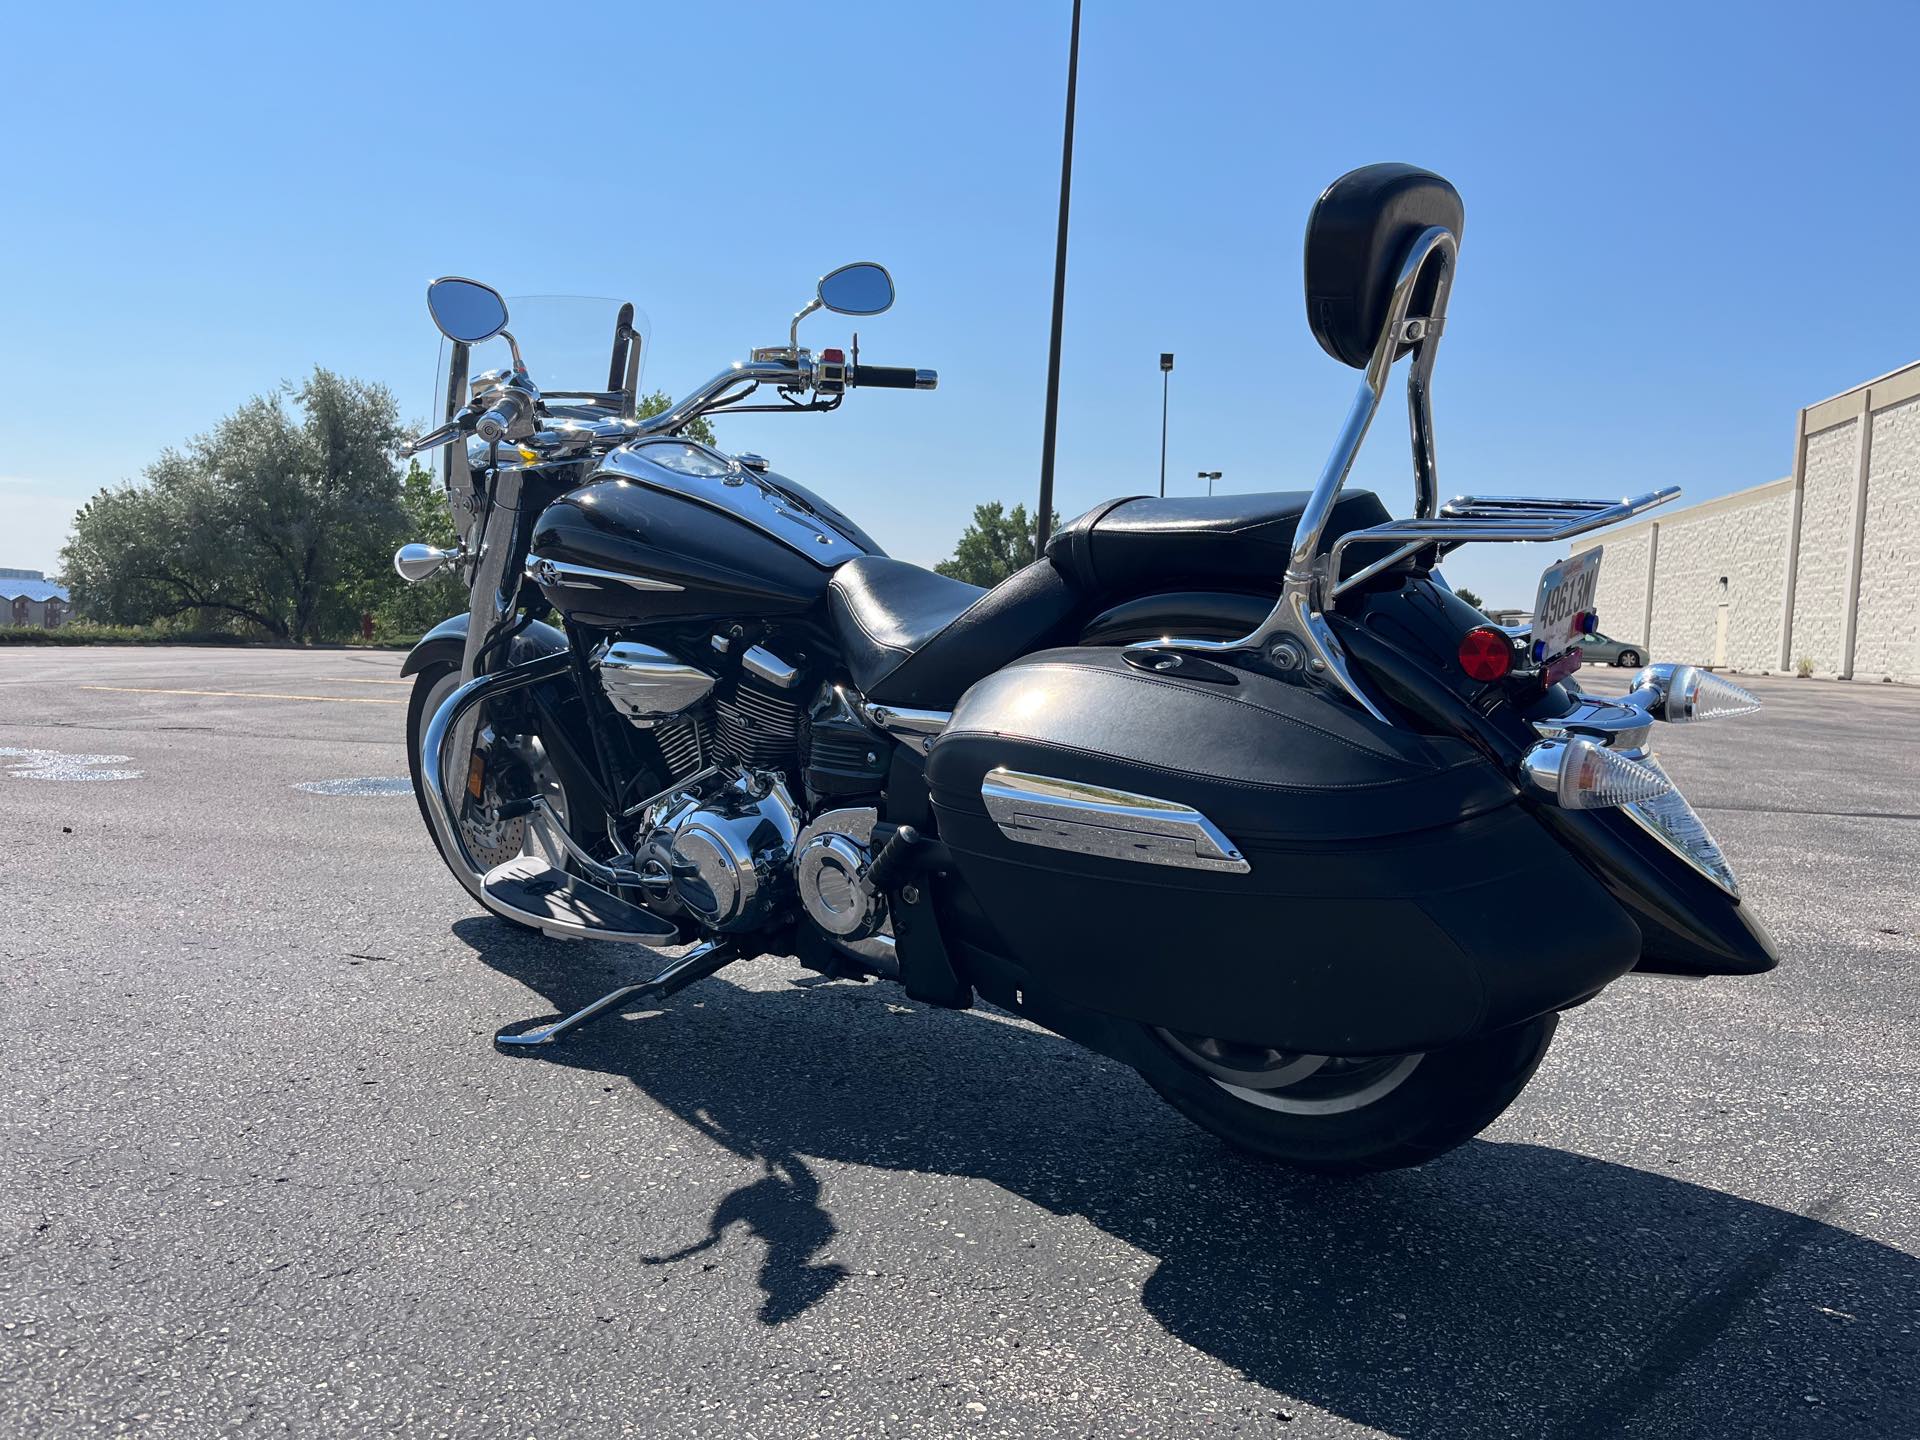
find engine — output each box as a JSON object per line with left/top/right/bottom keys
{"left": 595, "top": 636, "right": 890, "bottom": 944}
{"left": 643, "top": 769, "right": 799, "bottom": 933}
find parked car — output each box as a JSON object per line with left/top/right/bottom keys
{"left": 1582, "top": 632, "right": 1647, "bottom": 667}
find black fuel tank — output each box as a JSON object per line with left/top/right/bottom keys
{"left": 527, "top": 439, "right": 881, "bottom": 627}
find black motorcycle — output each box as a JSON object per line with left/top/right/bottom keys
{"left": 397, "top": 163, "right": 1775, "bottom": 1174}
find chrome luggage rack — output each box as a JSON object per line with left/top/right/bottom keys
{"left": 1329, "top": 486, "right": 1681, "bottom": 596}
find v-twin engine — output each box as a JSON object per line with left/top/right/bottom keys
{"left": 643, "top": 770, "right": 799, "bottom": 933}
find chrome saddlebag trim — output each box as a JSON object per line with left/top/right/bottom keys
{"left": 980, "top": 768, "right": 1251, "bottom": 874}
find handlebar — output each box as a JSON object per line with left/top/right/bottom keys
{"left": 476, "top": 387, "right": 531, "bottom": 444}
{"left": 848, "top": 364, "right": 937, "bottom": 391}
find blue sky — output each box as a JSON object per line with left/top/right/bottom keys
{"left": 3, "top": 1, "right": 1915, "bottom": 607}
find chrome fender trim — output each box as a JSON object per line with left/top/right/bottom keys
{"left": 980, "top": 768, "right": 1251, "bottom": 874}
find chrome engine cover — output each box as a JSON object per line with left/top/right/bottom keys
{"left": 648, "top": 771, "right": 798, "bottom": 932}
{"left": 594, "top": 641, "right": 715, "bottom": 726}
{"left": 793, "top": 807, "right": 886, "bottom": 940}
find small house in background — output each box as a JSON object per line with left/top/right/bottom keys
{"left": 0, "top": 568, "right": 69, "bottom": 629}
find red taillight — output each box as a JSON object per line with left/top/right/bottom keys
{"left": 1457, "top": 627, "right": 1513, "bottom": 682}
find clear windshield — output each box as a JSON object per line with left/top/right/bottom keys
{"left": 431, "top": 295, "right": 652, "bottom": 425}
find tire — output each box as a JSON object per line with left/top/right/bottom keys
{"left": 1616, "top": 650, "right": 1641, "bottom": 668}
{"left": 1135, "top": 1014, "right": 1558, "bottom": 1175}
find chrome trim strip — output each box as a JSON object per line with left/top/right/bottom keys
{"left": 526, "top": 557, "right": 684, "bottom": 592}
{"left": 980, "top": 768, "right": 1251, "bottom": 874}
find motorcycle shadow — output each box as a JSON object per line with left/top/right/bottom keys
{"left": 461, "top": 919, "right": 1917, "bottom": 1438}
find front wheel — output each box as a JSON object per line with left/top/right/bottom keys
{"left": 405, "top": 659, "right": 581, "bottom": 923}
{"left": 1135, "top": 1015, "right": 1557, "bottom": 1174}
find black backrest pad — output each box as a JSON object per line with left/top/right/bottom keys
{"left": 1304, "top": 163, "right": 1463, "bottom": 369}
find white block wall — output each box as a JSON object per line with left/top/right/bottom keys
{"left": 1787, "top": 420, "right": 1861, "bottom": 674}
{"left": 1569, "top": 359, "right": 1919, "bottom": 684}
{"left": 1852, "top": 394, "right": 1920, "bottom": 682}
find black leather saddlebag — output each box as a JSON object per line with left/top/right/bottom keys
{"left": 925, "top": 647, "right": 1641, "bottom": 1055}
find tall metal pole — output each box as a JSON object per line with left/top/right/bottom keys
{"left": 1035, "top": 0, "right": 1081, "bottom": 551}
{"left": 1159, "top": 369, "right": 1170, "bottom": 497}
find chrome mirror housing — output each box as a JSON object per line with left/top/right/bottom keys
{"left": 816, "top": 262, "right": 895, "bottom": 316}
{"left": 426, "top": 277, "right": 510, "bottom": 344}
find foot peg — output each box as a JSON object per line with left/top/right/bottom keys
{"left": 495, "top": 939, "right": 735, "bottom": 1048}
{"left": 480, "top": 854, "right": 680, "bottom": 944}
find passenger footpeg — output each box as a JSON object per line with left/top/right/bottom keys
{"left": 479, "top": 854, "right": 681, "bottom": 944}
{"left": 495, "top": 939, "right": 736, "bottom": 1048}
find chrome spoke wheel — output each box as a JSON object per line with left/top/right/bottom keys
{"left": 1156, "top": 1028, "right": 1424, "bottom": 1116}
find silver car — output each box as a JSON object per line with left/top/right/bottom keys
{"left": 1581, "top": 631, "right": 1648, "bottom": 668}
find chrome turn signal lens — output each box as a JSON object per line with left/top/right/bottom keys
{"left": 394, "top": 542, "right": 461, "bottom": 583}
{"left": 1523, "top": 737, "right": 1675, "bottom": 810}
{"left": 1633, "top": 663, "right": 1761, "bottom": 723}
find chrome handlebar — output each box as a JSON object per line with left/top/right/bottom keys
{"left": 406, "top": 349, "right": 934, "bottom": 460}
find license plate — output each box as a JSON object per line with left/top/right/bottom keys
{"left": 1531, "top": 547, "right": 1603, "bottom": 663}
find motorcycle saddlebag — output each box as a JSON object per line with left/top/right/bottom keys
{"left": 925, "top": 647, "right": 1641, "bottom": 1056}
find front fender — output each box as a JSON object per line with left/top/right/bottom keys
{"left": 399, "top": 613, "right": 571, "bottom": 677}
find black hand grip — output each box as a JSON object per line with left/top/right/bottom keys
{"left": 476, "top": 388, "right": 530, "bottom": 443}
{"left": 848, "top": 364, "right": 933, "bottom": 391}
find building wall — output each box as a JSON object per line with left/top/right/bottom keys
{"left": 1569, "top": 357, "right": 1919, "bottom": 684}
{"left": 1590, "top": 529, "right": 1653, "bottom": 646}
{"left": 1574, "top": 480, "right": 1794, "bottom": 670}
{"left": 1852, "top": 393, "right": 1920, "bottom": 681}
{"left": 1650, "top": 487, "right": 1795, "bottom": 672}
{"left": 1787, "top": 419, "right": 1862, "bottom": 674}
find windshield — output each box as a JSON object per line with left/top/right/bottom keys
{"left": 431, "top": 295, "right": 652, "bottom": 425}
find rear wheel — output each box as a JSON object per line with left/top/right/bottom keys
{"left": 1616, "top": 649, "right": 1641, "bottom": 668}
{"left": 1136, "top": 1015, "right": 1557, "bottom": 1174}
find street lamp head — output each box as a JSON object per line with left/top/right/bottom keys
{"left": 1160, "top": 352, "right": 1174, "bottom": 372}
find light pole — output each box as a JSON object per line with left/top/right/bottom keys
{"left": 1035, "top": 0, "right": 1082, "bottom": 550}
{"left": 1197, "top": 469, "right": 1222, "bottom": 496}
{"left": 1158, "top": 352, "right": 1174, "bottom": 497}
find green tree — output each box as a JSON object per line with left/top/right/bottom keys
{"left": 934, "top": 502, "right": 1061, "bottom": 587}
{"left": 368, "top": 460, "right": 465, "bottom": 639}
{"left": 62, "top": 369, "right": 406, "bottom": 642}
{"left": 1454, "top": 586, "right": 1486, "bottom": 611}
{"left": 636, "top": 388, "right": 717, "bottom": 447}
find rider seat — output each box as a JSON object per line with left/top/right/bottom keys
{"left": 827, "top": 489, "right": 1391, "bottom": 709}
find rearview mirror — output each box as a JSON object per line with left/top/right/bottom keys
{"left": 426, "top": 277, "right": 510, "bottom": 344}
{"left": 816, "top": 262, "right": 894, "bottom": 316}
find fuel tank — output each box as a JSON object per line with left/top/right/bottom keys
{"left": 527, "top": 439, "right": 882, "bottom": 627}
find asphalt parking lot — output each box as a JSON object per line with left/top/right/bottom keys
{"left": 3, "top": 646, "right": 1916, "bottom": 1438}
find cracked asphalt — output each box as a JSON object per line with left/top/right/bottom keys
{"left": 2, "top": 647, "right": 1916, "bottom": 1438}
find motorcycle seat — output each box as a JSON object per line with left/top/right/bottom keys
{"left": 827, "top": 489, "right": 1391, "bottom": 710}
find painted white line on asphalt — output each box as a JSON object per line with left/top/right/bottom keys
{"left": 293, "top": 777, "right": 412, "bottom": 796}
{"left": 0, "top": 746, "right": 142, "bottom": 781}
{"left": 78, "top": 685, "right": 408, "bottom": 705}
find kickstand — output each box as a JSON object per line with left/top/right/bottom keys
{"left": 494, "top": 939, "right": 735, "bottom": 1048}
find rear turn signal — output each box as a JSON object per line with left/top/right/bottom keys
{"left": 1523, "top": 737, "right": 1674, "bottom": 811}
{"left": 1639, "top": 663, "right": 1762, "bottom": 723}
{"left": 1457, "top": 627, "right": 1513, "bottom": 682}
